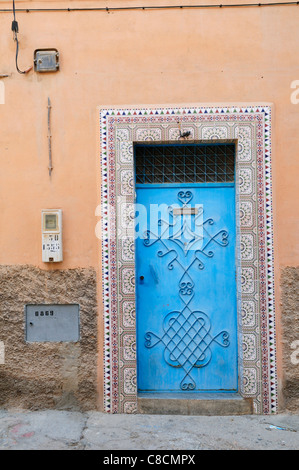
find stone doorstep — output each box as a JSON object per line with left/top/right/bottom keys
{"left": 137, "top": 393, "right": 253, "bottom": 416}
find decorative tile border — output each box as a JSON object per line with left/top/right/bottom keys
{"left": 99, "top": 105, "right": 276, "bottom": 414}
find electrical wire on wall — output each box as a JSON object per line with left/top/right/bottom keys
{"left": 11, "top": 0, "right": 32, "bottom": 74}
{"left": 1, "top": 1, "right": 299, "bottom": 12}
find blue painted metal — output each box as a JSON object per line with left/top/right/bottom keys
{"left": 136, "top": 184, "right": 238, "bottom": 393}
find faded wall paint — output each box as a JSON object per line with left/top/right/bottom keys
{"left": 0, "top": 0, "right": 299, "bottom": 411}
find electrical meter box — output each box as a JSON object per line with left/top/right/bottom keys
{"left": 25, "top": 304, "right": 80, "bottom": 343}
{"left": 42, "top": 209, "right": 63, "bottom": 262}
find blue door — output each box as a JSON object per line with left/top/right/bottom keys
{"left": 136, "top": 183, "right": 238, "bottom": 393}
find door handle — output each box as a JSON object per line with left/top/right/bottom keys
{"left": 140, "top": 276, "right": 144, "bottom": 281}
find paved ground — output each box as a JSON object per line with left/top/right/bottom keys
{"left": 0, "top": 409, "right": 298, "bottom": 450}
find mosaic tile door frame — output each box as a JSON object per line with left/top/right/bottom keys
{"left": 99, "top": 104, "right": 276, "bottom": 414}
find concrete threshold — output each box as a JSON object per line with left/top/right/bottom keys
{"left": 137, "top": 392, "right": 253, "bottom": 416}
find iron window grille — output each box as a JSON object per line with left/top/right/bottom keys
{"left": 135, "top": 143, "right": 235, "bottom": 184}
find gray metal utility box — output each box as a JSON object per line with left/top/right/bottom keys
{"left": 25, "top": 304, "right": 80, "bottom": 343}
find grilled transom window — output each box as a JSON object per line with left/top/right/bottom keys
{"left": 135, "top": 143, "right": 235, "bottom": 184}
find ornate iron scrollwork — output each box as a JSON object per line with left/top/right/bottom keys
{"left": 143, "top": 190, "right": 230, "bottom": 391}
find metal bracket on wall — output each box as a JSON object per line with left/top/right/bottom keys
{"left": 47, "top": 97, "right": 53, "bottom": 177}
{"left": 34, "top": 49, "right": 59, "bottom": 73}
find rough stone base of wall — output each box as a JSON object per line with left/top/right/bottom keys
{"left": 281, "top": 267, "right": 299, "bottom": 412}
{"left": 0, "top": 265, "right": 98, "bottom": 411}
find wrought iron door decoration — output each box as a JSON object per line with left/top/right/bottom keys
{"left": 143, "top": 190, "right": 230, "bottom": 391}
